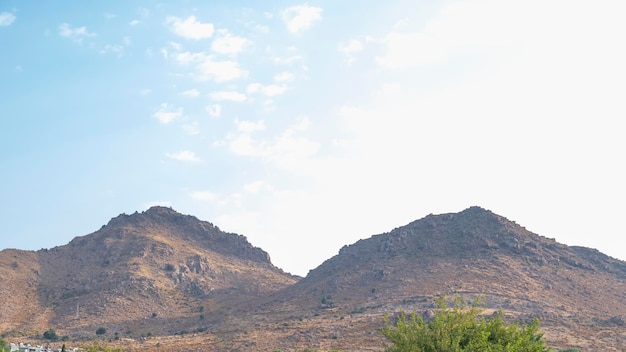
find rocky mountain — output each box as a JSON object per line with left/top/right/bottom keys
{"left": 1, "top": 206, "right": 625, "bottom": 351}
{"left": 249, "top": 206, "right": 626, "bottom": 351}
{"left": 0, "top": 206, "right": 296, "bottom": 338}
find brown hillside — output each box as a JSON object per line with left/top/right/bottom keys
{"left": 1, "top": 206, "right": 625, "bottom": 351}
{"left": 238, "top": 206, "right": 626, "bottom": 351}
{"left": 0, "top": 206, "right": 297, "bottom": 340}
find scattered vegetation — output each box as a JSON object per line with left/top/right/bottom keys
{"left": 81, "top": 341, "right": 124, "bottom": 352}
{"left": 0, "top": 338, "right": 8, "bottom": 352}
{"left": 382, "top": 295, "right": 550, "bottom": 352}
{"left": 43, "top": 328, "right": 59, "bottom": 341}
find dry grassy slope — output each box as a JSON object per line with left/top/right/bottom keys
{"left": 244, "top": 206, "right": 626, "bottom": 351}
{"left": 1, "top": 206, "right": 297, "bottom": 338}
{"left": 0, "top": 249, "right": 51, "bottom": 334}
{"left": 3, "top": 206, "right": 626, "bottom": 351}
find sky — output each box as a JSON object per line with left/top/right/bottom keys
{"left": 1, "top": 0, "right": 625, "bottom": 277}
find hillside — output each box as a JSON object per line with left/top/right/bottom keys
{"left": 1, "top": 206, "right": 625, "bottom": 351}
{"left": 0, "top": 206, "right": 297, "bottom": 339}
{"left": 237, "top": 206, "right": 626, "bottom": 351}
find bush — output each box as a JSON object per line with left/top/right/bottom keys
{"left": 43, "top": 328, "right": 59, "bottom": 341}
{"left": 382, "top": 295, "right": 550, "bottom": 352}
{"left": 95, "top": 327, "right": 106, "bottom": 335}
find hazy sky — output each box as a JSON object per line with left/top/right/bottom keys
{"left": 1, "top": 0, "right": 625, "bottom": 276}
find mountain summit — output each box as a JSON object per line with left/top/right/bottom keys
{"left": 0, "top": 206, "right": 296, "bottom": 337}
{"left": 1, "top": 206, "right": 625, "bottom": 350}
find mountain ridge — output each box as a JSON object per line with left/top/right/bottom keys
{"left": 1, "top": 206, "right": 625, "bottom": 351}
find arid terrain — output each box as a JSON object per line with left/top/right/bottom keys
{"left": 1, "top": 206, "right": 625, "bottom": 351}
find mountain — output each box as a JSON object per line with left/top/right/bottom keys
{"left": 241, "top": 206, "right": 626, "bottom": 351}
{"left": 1, "top": 206, "right": 625, "bottom": 351}
{"left": 0, "top": 206, "right": 297, "bottom": 338}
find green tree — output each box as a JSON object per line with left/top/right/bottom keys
{"left": 43, "top": 328, "right": 59, "bottom": 341}
{"left": 382, "top": 295, "right": 550, "bottom": 352}
{"left": 96, "top": 327, "right": 107, "bottom": 335}
{"left": 0, "top": 337, "right": 8, "bottom": 352}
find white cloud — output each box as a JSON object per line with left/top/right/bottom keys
{"left": 235, "top": 119, "right": 266, "bottom": 133}
{"left": 58, "top": 23, "right": 96, "bottom": 43}
{"left": 338, "top": 39, "right": 363, "bottom": 65}
{"left": 166, "top": 16, "right": 214, "bottom": 40}
{"left": 247, "top": 83, "right": 287, "bottom": 97}
{"left": 254, "top": 24, "right": 269, "bottom": 34}
{"left": 282, "top": 4, "right": 322, "bottom": 34}
{"left": 274, "top": 71, "right": 294, "bottom": 83}
{"left": 99, "top": 44, "right": 124, "bottom": 56}
{"left": 129, "top": 19, "right": 140, "bottom": 26}
{"left": 209, "top": 90, "right": 247, "bottom": 102}
{"left": 182, "top": 121, "right": 200, "bottom": 135}
{"left": 181, "top": 88, "right": 200, "bottom": 97}
{"left": 0, "top": 12, "right": 16, "bottom": 26}
{"left": 211, "top": 31, "right": 250, "bottom": 55}
{"left": 169, "top": 41, "right": 182, "bottom": 51}
{"left": 191, "top": 191, "right": 217, "bottom": 202}
{"left": 153, "top": 103, "right": 183, "bottom": 124}
{"left": 206, "top": 104, "right": 221, "bottom": 117}
{"left": 375, "top": 0, "right": 538, "bottom": 68}
{"left": 175, "top": 52, "right": 248, "bottom": 82}
{"left": 243, "top": 180, "right": 268, "bottom": 194}
{"left": 222, "top": 117, "right": 319, "bottom": 168}
{"left": 165, "top": 150, "right": 201, "bottom": 162}
{"left": 273, "top": 55, "right": 302, "bottom": 65}
{"left": 197, "top": 58, "right": 247, "bottom": 82}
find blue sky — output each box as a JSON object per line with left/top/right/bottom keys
{"left": 1, "top": 0, "right": 625, "bottom": 276}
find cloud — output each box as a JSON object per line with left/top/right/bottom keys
{"left": 273, "top": 55, "right": 302, "bottom": 65}
{"left": 58, "top": 23, "right": 96, "bottom": 43}
{"left": 165, "top": 150, "right": 201, "bottom": 162}
{"left": 209, "top": 90, "right": 247, "bottom": 102}
{"left": 99, "top": 44, "right": 124, "bottom": 56}
{"left": 243, "top": 180, "right": 268, "bottom": 194}
{"left": 140, "top": 88, "right": 152, "bottom": 96}
{"left": 167, "top": 16, "right": 214, "bottom": 40}
{"left": 338, "top": 39, "right": 363, "bottom": 65}
{"left": 223, "top": 117, "right": 319, "bottom": 168}
{"left": 375, "top": 0, "right": 539, "bottom": 68}
{"left": 282, "top": 3, "right": 322, "bottom": 34}
{"left": 211, "top": 31, "right": 250, "bottom": 55}
{"left": 181, "top": 88, "right": 200, "bottom": 97}
{"left": 182, "top": 121, "right": 200, "bottom": 135}
{"left": 169, "top": 41, "right": 182, "bottom": 51}
{"left": 153, "top": 103, "right": 183, "bottom": 123}
{"left": 247, "top": 83, "right": 287, "bottom": 97}
{"left": 175, "top": 51, "right": 248, "bottom": 82}
{"left": 274, "top": 72, "right": 294, "bottom": 83}
{"left": 235, "top": 119, "right": 266, "bottom": 133}
{"left": 206, "top": 104, "right": 221, "bottom": 117}
{"left": 129, "top": 19, "right": 140, "bottom": 26}
{"left": 0, "top": 12, "right": 16, "bottom": 26}
{"left": 191, "top": 191, "right": 217, "bottom": 202}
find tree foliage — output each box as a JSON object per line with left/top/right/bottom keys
{"left": 382, "top": 295, "right": 550, "bottom": 352}
{"left": 43, "top": 328, "right": 59, "bottom": 341}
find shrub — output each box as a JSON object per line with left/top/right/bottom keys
{"left": 382, "top": 295, "right": 550, "bottom": 352}
{"left": 95, "top": 327, "right": 106, "bottom": 335}
{"left": 43, "top": 328, "right": 59, "bottom": 341}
